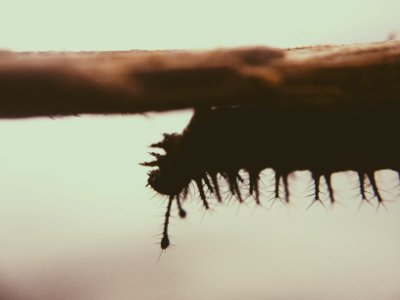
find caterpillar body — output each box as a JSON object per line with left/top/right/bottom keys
{"left": 142, "top": 104, "right": 399, "bottom": 249}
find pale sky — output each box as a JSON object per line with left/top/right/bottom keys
{"left": 0, "top": 1, "right": 400, "bottom": 299}
{"left": 1, "top": 0, "right": 399, "bottom": 51}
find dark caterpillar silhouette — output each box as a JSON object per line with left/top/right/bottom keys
{"left": 142, "top": 104, "right": 400, "bottom": 249}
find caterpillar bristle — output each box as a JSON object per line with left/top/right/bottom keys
{"left": 325, "top": 174, "right": 335, "bottom": 204}
{"left": 274, "top": 171, "right": 281, "bottom": 200}
{"left": 140, "top": 161, "right": 158, "bottom": 167}
{"left": 248, "top": 169, "right": 261, "bottom": 204}
{"left": 367, "top": 172, "right": 383, "bottom": 203}
{"left": 182, "top": 186, "right": 189, "bottom": 200}
{"left": 358, "top": 171, "right": 368, "bottom": 200}
{"left": 282, "top": 173, "right": 290, "bottom": 203}
{"left": 312, "top": 172, "right": 321, "bottom": 201}
{"left": 232, "top": 173, "right": 243, "bottom": 202}
{"left": 195, "top": 178, "right": 209, "bottom": 209}
{"left": 210, "top": 172, "right": 222, "bottom": 202}
{"left": 161, "top": 197, "right": 173, "bottom": 250}
{"left": 222, "top": 171, "right": 241, "bottom": 202}
{"left": 203, "top": 174, "right": 214, "bottom": 194}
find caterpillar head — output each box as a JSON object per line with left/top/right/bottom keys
{"left": 141, "top": 133, "right": 191, "bottom": 198}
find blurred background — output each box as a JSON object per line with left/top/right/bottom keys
{"left": 0, "top": 0, "right": 400, "bottom": 299}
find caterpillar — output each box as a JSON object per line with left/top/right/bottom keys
{"left": 142, "top": 104, "right": 399, "bottom": 249}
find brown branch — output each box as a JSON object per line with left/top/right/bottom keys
{"left": 0, "top": 40, "right": 399, "bottom": 118}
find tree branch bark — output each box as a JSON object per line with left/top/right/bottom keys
{"left": 0, "top": 40, "right": 399, "bottom": 118}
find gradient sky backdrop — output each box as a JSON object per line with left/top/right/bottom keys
{"left": 0, "top": 1, "right": 400, "bottom": 299}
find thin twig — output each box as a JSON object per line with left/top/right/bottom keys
{"left": 0, "top": 40, "right": 399, "bottom": 118}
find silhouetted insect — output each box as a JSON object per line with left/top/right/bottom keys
{"left": 142, "top": 105, "right": 400, "bottom": 249}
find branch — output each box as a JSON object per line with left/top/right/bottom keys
{"left": 0, "top": 40, "right": 399, "bottom": 118}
